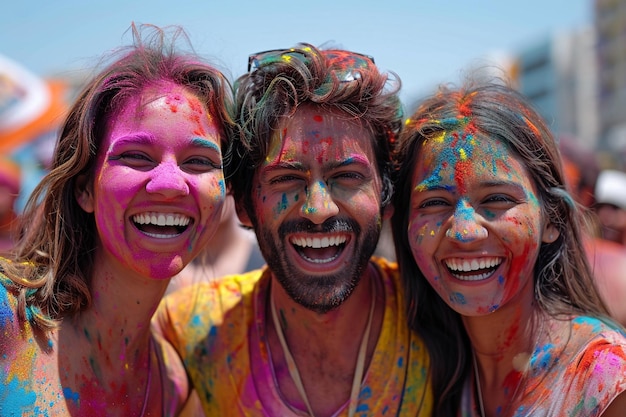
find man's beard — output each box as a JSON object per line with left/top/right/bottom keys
{"left": 256, "top": 217, "right": 381, "bottom": 314}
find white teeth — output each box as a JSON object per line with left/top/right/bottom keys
{"left": 445, "top": 257, "right": 502, "bottom": 272}
{"left": 301, "top": 253, "right": 341, "bottom": 264}
{"left": 453, "top": 271, "right": 494, "bottom": 281}
{"left": 291, "top": 235, "right": 347, "bottom": 249}
{"left": 132, "top": 212, "right": 191, "bottom": 227}
{"left": 143, "top": 232, "right": 180, "bottom": 239}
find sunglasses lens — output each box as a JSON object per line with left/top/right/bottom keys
{"left": 248, "top": 48, "right": 375, "bottom": 83}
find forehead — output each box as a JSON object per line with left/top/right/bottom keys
{"left": 111, "top": 81, "right": 199, "bottom": 116}
{"left": 268, "top": 104, "right": 375, "bottom": 159}
{"left": 415, "top": 130, "right": 533, "bottom": 185}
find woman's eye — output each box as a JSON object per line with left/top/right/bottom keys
{"left": 419, "top": 198, "right": 449, "bottom": 209}
{"left": 120, "top": 152, "right": 151, "bottom": 161}
{"left": 485, "top": 194, "right": 515, "bottom": 204}
{"left": 111, "top": 152, "right": 153, "bottom": 168}
{"left": 185, "top": 157, "right": 222, "bottom": 170}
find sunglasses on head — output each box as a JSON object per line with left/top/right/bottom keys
{"left": 247, "top": 48, "right": 375, "bottom": 82}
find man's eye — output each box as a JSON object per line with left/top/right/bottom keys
{"left": 269, "top": 175, "right": 300, "bottom": 185}
{"left": 335, "top": 172, "right": 363, "bottom": 180}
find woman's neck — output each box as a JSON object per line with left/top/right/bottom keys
{"left": 72, "top": 257, "right": 169, "bottom": 355}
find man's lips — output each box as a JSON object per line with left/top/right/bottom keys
{"left": 290, "top": 234, "right": 349, "bottom": 264}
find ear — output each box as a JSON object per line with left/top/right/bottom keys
{"left": 541, "top": 222, "right": 559, "bottom": 244}
{"left": 75, "top": 173, "right": 95, "bottom": 213}
{"left": 234, "top": 197, "right": 253, "bottom": 229}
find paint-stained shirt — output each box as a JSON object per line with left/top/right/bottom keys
{"left": 461, "top": 316, "right": 626, "bottom": 417}
{"left": 155, "top": 257, "right": 433, "bottom": 416}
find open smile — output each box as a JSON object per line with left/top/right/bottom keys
{"left": 444, "top": 256, "right": 503, "bottom": 281}
{"left": 132, "top": 211, "right": 192, "bottom": 238}
{"left": 290, "top": 234, "right": 349, "bottom": 264}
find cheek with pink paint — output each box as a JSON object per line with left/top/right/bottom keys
{"left": 93, "top": 165, "right": 147, "bottom": 257}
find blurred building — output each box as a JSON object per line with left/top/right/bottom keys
{"left": 595, "top": 0, "right": 626, "bottom": 161}
{"left": 515, "top": 27, "right": 599, "bottom": 150}
{"left": 513, "top": 0, "right": 626, "bottom": 169}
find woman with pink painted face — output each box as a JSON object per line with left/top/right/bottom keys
{"left": 0, "top": 25, "right": 234, "bottom": 416}
{"left": 391, "top": 82, "right": 626, "bottom": 416}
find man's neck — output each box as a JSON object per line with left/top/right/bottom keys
{"left": 266, "top": 261, "right": 385, "bottom": 417}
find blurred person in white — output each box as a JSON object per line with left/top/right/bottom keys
{"left": 595, "top": 169, "right": 626, "bottom": 247}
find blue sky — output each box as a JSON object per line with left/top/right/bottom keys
{"left": 1, "top": 0, "right": 590, "bottom": 104}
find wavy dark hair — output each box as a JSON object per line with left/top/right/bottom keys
{"left": 230, "top": 43, "right": 402, "bottom": 222}
{"left": 0, "top": 24, "right": 236, "bottom": 331}
{"left": 391, "top": 81, "right": 609, "bottom": 416}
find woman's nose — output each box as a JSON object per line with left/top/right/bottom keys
{"left": 145, "top": 161, "right": 190, "bottom": 198}
{"left": 445, "top": 200, "right": 487, "bottom": 243}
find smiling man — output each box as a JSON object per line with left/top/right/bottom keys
{"left": 154, "top": 44, "right": 432, "bottom": 416}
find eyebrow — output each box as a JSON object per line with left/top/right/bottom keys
{"left": 263, "top": 155, "right": 373, "bottom": 173}
{"left": 190, "top": 137, "right": 221, "bottom": 152}
{"left": 416, "top": 180, "right": 525, "bottom": 192}
{"left": 262, "top": 161, "right": 306, "bottom": 174}
{"left": 109, "top": 133, "right": 220, "bottom": 152}
{"left": 336, "top": 155, "right": 372, "bottom": 169}
{"left": 110, "top": 132, "right": 157, "bottom": 148}
{"left": 416, "top": 183, "right": 456, "bottom": 192}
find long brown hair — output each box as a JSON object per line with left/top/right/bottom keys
{"left": 0, "top": 24, "right": 235, "bottom": 331}
{"left": 391, "top": 81, "right": 609, "bottom": 416}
